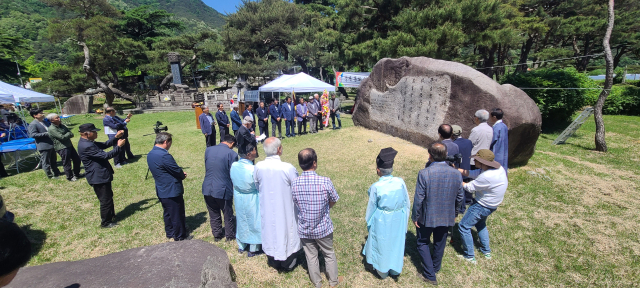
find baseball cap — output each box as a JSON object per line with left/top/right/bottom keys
{"left": 451, "top": 125, "right": 462, "bottom": 136}
{"left": 244, "top": 116, "right": 254, "bottom": 122}
{"left": 78, "top": 123, "right": 100, "bottom": 133}
{"left": 309, "top": 96, "right": 314, "bottom": 100}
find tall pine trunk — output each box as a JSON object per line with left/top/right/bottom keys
{"left": 594, "top": 0, "right": 615, "bottom": 152}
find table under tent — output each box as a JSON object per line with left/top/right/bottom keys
{"left": 0, "top": 81, "right": 61, "bottom": 173}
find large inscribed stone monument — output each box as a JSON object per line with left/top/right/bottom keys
{"left": 353, "top": 57, "right": 542, "bottom": 165}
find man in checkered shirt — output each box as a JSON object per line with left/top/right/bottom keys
{"left": 291, "top": 148, "right": 344, "bottom": 288}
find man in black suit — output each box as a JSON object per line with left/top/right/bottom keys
{"left": 242, "top": 104, "right": 256, "bottom": 132}
{"left": 198, "top": 106, "right": 216, "bottom": 147}
{"left": 202, "top": 135, "right": 238, "bottom": 241}
{"left": 77, "top": 123, "right": 125, "bottom": 228}
{"left": 269, "top": 99, "right": 282, "bottom": 138}
{"left": 215, "top": 103, "right": 230, "bottom": 144}
{"left": 147, "top": 132, "right": 191, "bottom": 241}
{"left": 236, "top": 116, "right": 258, "bottom": 158}
{"left": 256, "top": 101, "right": 269, "bottom": 136}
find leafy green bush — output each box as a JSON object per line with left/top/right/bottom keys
{"left": 603, "top": 85, "right": 640, "bottom": 115}
{"left": 501, "top": 67, "right": 600, "bottom": 130}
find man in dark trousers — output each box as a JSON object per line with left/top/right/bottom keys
{"left": 77, "top": 123, "right": 125, "bottom": 228}
{"left": 230, "top": 106, "right": 242, "bottom": 136}
{"left": 103, "top": 107, "right": 134, "bottom": 167}
{"left": 314, "top": 94, "right": 323, "bottom": 130}
{"left": 411, "top": 143, "right": 464, "bottom": 285}
{"left": 28, "top": 109, "right": 61, "bottom": 179}
{"left": 452, "top": 125, "right": 474, "bottom": 213}
{"left": 147, "top": 132, "right": 191, "bottom": 241}
{"left": 236, "top": 116, "right": 258, "bottom": 158}
{"left": 329, "top": 93, "right": 342, "bottom": 129}
{"left": 281, "top": 96, "right": 296, "bottom": 138}
{"left": 256, "top": 101, "right": 269, "bottom": 136}
{"left": 269, "top": 99, "right": 282, "bottom": 139}
{"left": 215, "top": 103, "right": 230, "bottom": 144}
{"left": 199, "top": 106, "right": 216, "bottom": 147}
{"left": 242, "top": 103, "right": 256, "bottom": 132}
{"left": 47, "top": 113, "right": 83, "bottom": 181}
{"left": 202, "top": 135, "right": 238, "bottom": 241}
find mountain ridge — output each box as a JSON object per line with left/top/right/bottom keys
{"left": 111, "top": 0, "right": 226, "bottom": 28}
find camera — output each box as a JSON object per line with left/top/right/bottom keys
{"left": 425, "top": 153, "right": 463, "bottom": 168}
{"left": 445, "top": 153, "right": 462, "bottom": 166}
{"left": 153, "top": 121, "right": 168, "bottom": 134}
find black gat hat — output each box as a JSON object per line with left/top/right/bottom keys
{"left": 376, "top": 147, "right": 398, "bottom": 169}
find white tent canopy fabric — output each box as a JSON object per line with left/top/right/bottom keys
{"left": 259, "top": 72, "right": 335, "bottom": 93}
{"left": 0, "top": 80, "right": 55, "bottom": 103}
{"left": 0, "top": 93, "right": 14, "bottom": 104}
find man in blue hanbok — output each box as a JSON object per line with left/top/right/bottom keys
{"left": 489, "top": 108, "right": 508, "bottom": 174}
{"left": 363, "top": 147, "right": 411, "bottom": 279}
{"left": 230, "top": 143, "right": 263, "bottom": 257}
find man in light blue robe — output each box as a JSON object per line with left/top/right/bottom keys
{"left": 363, "top": 147, "right": 411, "bottom": 279}
{"left": 489, "top": 108, "right": 508, "bottom": 174}
{"left": 230, "top": 143, "right": 263, "bottom": 257}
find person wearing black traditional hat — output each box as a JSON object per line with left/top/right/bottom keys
{"left": 362, "top": 147, "right": 411, "bottom": 279}
{"left": 456, "top": 149, "right": 508, "bottom": 264}
{"left": 77, "top": 123, "right": 126, "bottom": 228}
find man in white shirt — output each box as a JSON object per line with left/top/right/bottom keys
{"left": 457, "top": 149, "right": 508, "bottom": 264}
{"left": 253, "top": 137, "right": 301, "bottom": 271}
{"left": 468, "top": 109, "right": 493, "bottom": 168}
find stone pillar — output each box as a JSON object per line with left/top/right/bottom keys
{"left": 167, "top": 52, "right": 182, "bottom": 85}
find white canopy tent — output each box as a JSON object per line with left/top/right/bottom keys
{"left": 0, "top": 93, "right": 14, "bottom": 104}
{"left": 0, "top": 80, "right": 62, "bottom": 125}
{"left": 0, "top": 80, "right": 55, "bottom": 103}
{"left": 259, "top": 72, "right": 335, "bottom": 93}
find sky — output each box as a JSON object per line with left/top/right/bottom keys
{"left": 203, "top": 0, "right": 243, "bottom": 15}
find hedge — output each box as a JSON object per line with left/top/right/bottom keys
{"left": 501, "top": 67, "right": 600, "bottom": 130}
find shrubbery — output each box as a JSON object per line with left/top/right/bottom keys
{"left": 501, "top": 67, "right": 600, "bottom": 130}
{"left": 603, "top": 85, "right": 640, "bottom": 115}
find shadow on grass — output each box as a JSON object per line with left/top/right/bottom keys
{"left": 359, "top": 237, "right": 399, "bottom": 282}
{"left": 20, "top": 224, "right": 46, "bottom": 257}
{"left": 185, "top": 211, "right": 207, "bottom": 233}
{"left": 405, "top": 231, "right": 422, "bottom": 275}
{"left": 123, "top": 155, "right": 142, "bottom": 164}
{"left": 450, "top": 223, "right": 481, "bottom": 256}
{"left": 115, "top": 198, "right": 157, "bottom": 223}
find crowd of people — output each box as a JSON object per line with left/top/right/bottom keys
{"left": 0, "top": 102, "right": 509, "bottom": 287}
{"left": 198, "top": 92, "right": 342, "bottom": 147}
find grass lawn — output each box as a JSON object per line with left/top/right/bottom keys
{"left": 2, "top": 111, "right": 639, "bottom": 287}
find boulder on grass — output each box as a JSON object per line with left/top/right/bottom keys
{"left": 63, "top": 95, "right": 93, "bottom": 115}
{"left": 8, "top": 240, "right": 237, "bottom": 288}
{"left": 353, "top": 57, "right": 542, "bottom": 165}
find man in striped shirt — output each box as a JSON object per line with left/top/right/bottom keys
{"left": 291, "top": 148, "right": 343, "bottom": 288}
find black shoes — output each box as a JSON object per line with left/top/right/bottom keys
{"left": 175, "top": 235, "right": 193, "bottom": 241}
{"left": 418, "top": 274, "right": 438, "bottom": 286}
{"left": 101, "top": 222, "right": 119, "bottom": 229}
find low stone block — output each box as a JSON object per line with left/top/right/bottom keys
{"left": 8, "top": 240, "right": 237, "bottom": 288}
